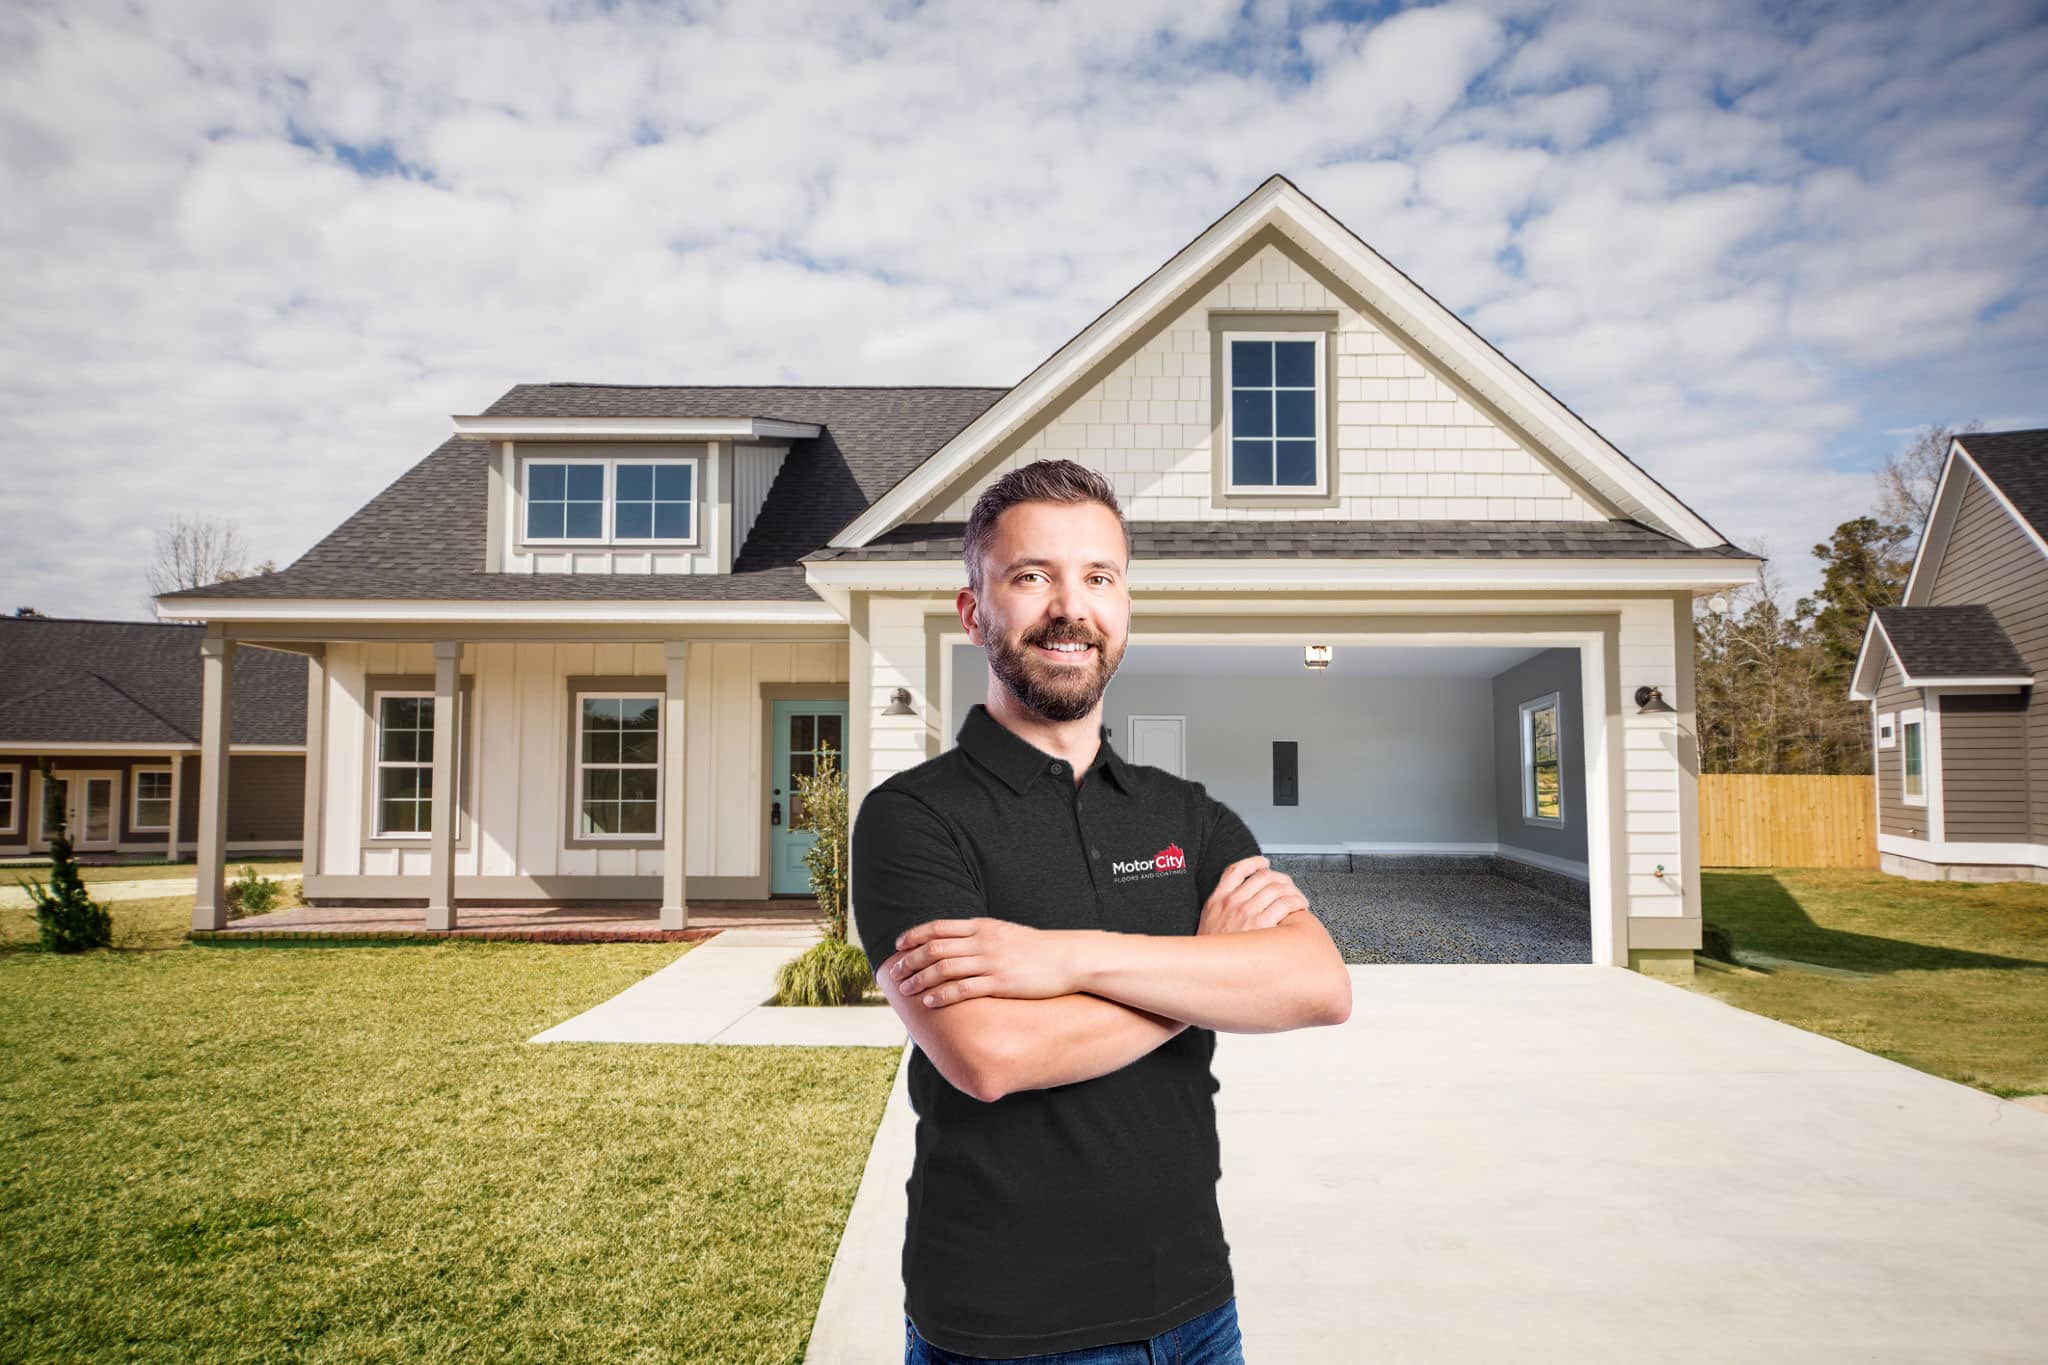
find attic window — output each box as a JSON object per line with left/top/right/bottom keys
{"left": 1223, "top": 333, "right": 1326, "bottom": 492}
{"left": 521, "top": 454, "right": 698, "bottom": 546}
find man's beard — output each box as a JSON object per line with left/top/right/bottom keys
{"left": 983, "top": 607, "right": 1124, "bottom": 723}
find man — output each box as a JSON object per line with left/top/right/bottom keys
{"left": 851, "top": 458, "right": 1353, "bottom": 1363}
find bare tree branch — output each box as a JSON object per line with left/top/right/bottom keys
{"left": 144, "top": 514, "right": 251, "bottom": 611}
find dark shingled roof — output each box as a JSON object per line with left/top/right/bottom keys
{"left": 802, "top": 518, "right": 1760, "bottom": 562}
{"left": 1873, "top": 604, "right": 2032, "bottom": 680}
{"left": 164, "top": 386, "right": 1010, "bottom": 603}
{"left": 1956, "top": 428, "right": 2048, "bottom": 543}
{"left": 0, "top": 618, "right": 305, "bottom": 745}
{"left": 159, "top": 382, "right": 1756, "bottom": 605}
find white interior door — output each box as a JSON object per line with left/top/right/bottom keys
{"left": 1127, "top": 715, "right": 1186, "bottom": 777}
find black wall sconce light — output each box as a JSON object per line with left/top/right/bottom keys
{"left": 1634, "top": 685, "right": 1676, "bottom": 714}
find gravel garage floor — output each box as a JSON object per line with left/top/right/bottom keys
{"left": 1281, "top": 866, "right": 1591, "bottom": 964}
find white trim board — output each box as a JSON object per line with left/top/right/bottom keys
{"left": 1878, "top": 832, "right": 2048, "bottom": 870}
{"left": 451, "top": 416, "right": 819, "bottom": 441}
{"left": 807, "top": 557, "right": 1758, "bottom": 594}
{"left": 833, "top": 175, "right": 1732, "bottom": 551}
{"left": 155, "top": 599, "right": 845, "bottom": 625}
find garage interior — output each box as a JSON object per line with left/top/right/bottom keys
{"left": 948, "top": 640, "right": 1594, "bottom": 964}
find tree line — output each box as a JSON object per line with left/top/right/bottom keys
{"left": 1694, "top": 423, "right": 1977, "bottom": 775}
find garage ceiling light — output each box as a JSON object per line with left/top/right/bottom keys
{"left": 1304, "top": 643, "right": 1331, "bottom": 670}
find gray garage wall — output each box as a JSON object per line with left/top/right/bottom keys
{"left": 949, "top": 644, "right": 1497, "bottom": 848}
{"left": 1489, "top": 648, "right": 1588, "bottom": 868}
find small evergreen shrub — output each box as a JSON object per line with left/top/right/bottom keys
{"left": 791, "top": 738, "right": 850, "bottom": 943}
{"left": 224, "top": 864, "right": 294, "bottom": 919}
{"left": 1699, "top": 919, "right": 1737, "bottom": 965}
{"left": 774, "top": 938, "right": 873, "bottom": 1007}
{"left": 19, "top": 762, "right": 112, "bottom": 952}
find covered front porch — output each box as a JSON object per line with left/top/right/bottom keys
{"left": 184, "top": 621, "right": 854, "bottom": 934}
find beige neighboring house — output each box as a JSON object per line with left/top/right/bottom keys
{"left": 1850, "top": 428, "right": 2048, "bottom": 881}
{"left": 156, "top": 174, "right": 1761, "bottom": 972}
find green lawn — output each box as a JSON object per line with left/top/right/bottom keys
{"left": 1692, "top": 869, "right": 2048, "bottom": 1099}
{"left": 0, "top": 895, "right": 900, "bottom": 1362}
{"left": 1, "top": 857, "right": 302, "bottom": 885}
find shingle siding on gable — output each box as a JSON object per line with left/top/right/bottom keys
{"left": 929, "top": 242, "right": 1604, "bottom": 525}
{"left": 1927, "top": 470, "right": 2048, "bottom": 843}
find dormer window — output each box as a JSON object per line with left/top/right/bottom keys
{"left": 1225, "top": 334, "right": 1324, "bottom": 491}
{"left": 521, "top": 454, "right": 698, "bottom": 546}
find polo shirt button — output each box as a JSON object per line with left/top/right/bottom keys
{"left": 1091, "top": 847, "right": 1101, "bottom": 858}
{"left": 1048, "top": 761, "right": 1063, "bottom": 774}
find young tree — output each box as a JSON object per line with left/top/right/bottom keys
{"left": 144, "top": 514, "right": 257, "bottom": 608}
{"left": 18, "top": 760, "right": 112, "bottom": 952}
{"left": 1876, "top": 420, "right": 1981, "bottom": 546}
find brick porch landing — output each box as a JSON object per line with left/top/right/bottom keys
{"left": 191, "top": 898, "right": 824, "bottom": 944}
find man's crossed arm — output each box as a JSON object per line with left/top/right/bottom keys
{"left": 873, "top": 854, "right": 1352, "bottom": 1103}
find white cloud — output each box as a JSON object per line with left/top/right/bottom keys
{"left": 1, "top": 0, "right": 2045, "bottom": 620}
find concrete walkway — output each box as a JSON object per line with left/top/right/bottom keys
{"left": 806, "top": 965, "right": 2048, "bottom": 1363}
{"left": 0, "top": 872, "right": 303, "bottom": 908}
{"left": 529, "top": 925, "right": 907, "bottom": 1047}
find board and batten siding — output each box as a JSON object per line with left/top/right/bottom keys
{"left": 318, "top": 640, "right": 847, "bottom": 881}
{"left": 732, "top": 444, "right": 789, "bottom": 558}
{"left": 927, "top": 241, "right": 1606, "bottom": 526}
{"left": 493, "top": 441, "right": 725, "bottom": 577}
{"left": 1924, "top": 469, "right": 2048, "bottom": 842}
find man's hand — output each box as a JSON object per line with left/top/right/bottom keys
{"left": 1199, "top": 855, "right": 1311, "bottom": 936}
{"left": 886, "top": 918, "right": 1080, "bottom": 1008}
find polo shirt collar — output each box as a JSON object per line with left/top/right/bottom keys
{"left": 957, "top": 701, "right": 1133, "bottom": 796}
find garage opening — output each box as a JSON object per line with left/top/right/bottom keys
{"left": 948, "top": 639, "right": 1596, "bottom": 965}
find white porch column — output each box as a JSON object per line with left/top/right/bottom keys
{"left": 192, "top": 636, "right": 234, "bottom": 930}
{"left": 164, "top": 749, "right": 182, "bottom": 864}
{"left": 425, "top": 640, "right": 461, "bottom": 930}
{"left": 659, "top": 639, "right": 690, "bottom": 930}
{"left": 300, "top": 647, "right": 326, "bottom": 884}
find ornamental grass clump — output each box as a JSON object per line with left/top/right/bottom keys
{"left": 773, "top": 938, "right": 874, "bottom": 1007}
{"left": 18, "top": 761, "right": 111, "bottom": 952}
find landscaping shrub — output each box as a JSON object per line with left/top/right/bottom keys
{"left": 224, "top": 864, "right": 295, "bottom": 919}
{"left": 18, "top": 761, "right": 112, "bottom": 952}
{"left": 774, "top": 938, "right": 872, "bottom": 1007}
{"left": 792, "top": 738, "right": 850, "bottom": 943}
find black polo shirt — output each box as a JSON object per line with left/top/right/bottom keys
{"left": 850, "top": 700, "right": 1263, "bottom": 1358}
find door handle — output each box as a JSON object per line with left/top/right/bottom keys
{"left": 770, "top": 800, "right": 781, "bottom": 827}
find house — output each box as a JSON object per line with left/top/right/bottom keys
{"left": 0, "top": 616, "right": 306, "bottom": 860}
{"left": 155, "top": 175, "right": 1761, "bottom": 972}
{"left": 1849, "top": 428, "right": 2048, "bottom": 881}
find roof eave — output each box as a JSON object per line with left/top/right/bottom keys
{"left": 449, "top": 416, "right": 822, "bottom": 441}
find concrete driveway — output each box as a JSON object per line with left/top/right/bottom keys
{"left": 807, "top": 966, "right": 2048, "bottom": 1363}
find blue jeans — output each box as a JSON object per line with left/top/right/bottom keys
{"left": 905, "top": 1297, "right": 1245, "bottom": 1363}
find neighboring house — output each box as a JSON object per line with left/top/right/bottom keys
{"left": 0, "top": 616, "right": 306, "bottom": 859}
{"left": 1849, "top": 428, "right": 2048, "bottom": 882}
{"left": 157, "top": 175, "right": 1761, "bottom": 971}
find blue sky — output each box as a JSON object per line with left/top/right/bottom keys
{"left": 2, "top": 0, "right": 2044, "bottom": 617}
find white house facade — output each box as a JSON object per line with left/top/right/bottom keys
{"left": 158, "top": 175, "right": 1762, "bottom": 973}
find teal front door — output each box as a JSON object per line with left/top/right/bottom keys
{"left": 771, "top": 699, "right": 849, "bottom": 895}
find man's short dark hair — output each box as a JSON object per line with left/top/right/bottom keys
{"left": 961, "top": 459, "right": 1132, "bottom": 596}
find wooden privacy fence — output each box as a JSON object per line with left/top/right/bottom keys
{"left": 1699, "top": 774, "right": 1877, "bottom": 868}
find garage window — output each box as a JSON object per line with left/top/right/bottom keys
{"left": 1520, "top": 692, "right": 1564, "bottom": 826}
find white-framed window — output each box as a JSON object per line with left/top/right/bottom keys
{"left": 131, "top": 767, "right": 173, "bottom": 832}
{"left": 521, "top": 455, "right": 698, "bottom": 546}
{"left": 372, "top": 690, "right": 438, "bottom": 837}
{"left": 0, "top": 764, "right": 18, "bottom": 834}
{"left": 1222, "top": 332, "right": 1325, "bottom": 493}
{"left": 1876, "top": 712, "right": 1896, "bottom": 749}
{"left": 575, "top": 692, "right": 661, "bottom": 838}
{"left": 1519, "top": 691, "right": 1564, "bottom": 826}
{"left": 1900, "top": 707, "right": 1926, "bottom": 806}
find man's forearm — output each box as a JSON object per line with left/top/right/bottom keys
{"left": 1071, "top": 917, "right": 1351, "bottom": 1034}
{"left": 992, "top": 992, "right": 1189, "bottom": 1095}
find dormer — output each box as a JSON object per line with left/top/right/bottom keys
{"left": 454, "top": 413, "right": 821, "bottom": 576}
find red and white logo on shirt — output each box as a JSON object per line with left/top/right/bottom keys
{"left": 1112, "top": 841, "right": 1186, "bottom": 881}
